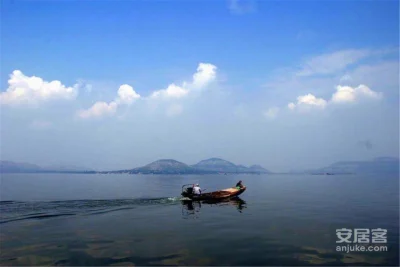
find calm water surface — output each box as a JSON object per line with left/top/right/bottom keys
{"left": 0, "top": 173, "right": 399, "bottom": 266}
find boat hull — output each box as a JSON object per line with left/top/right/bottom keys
{"left": 181, "top": 186, "right": 246, "bottom": 201}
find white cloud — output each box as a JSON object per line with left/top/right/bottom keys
{"left": 116, "top": 84, "right": 140, "bottom": 104}
{"left": 287, "top": 84, "right": 382, "bottom": 113}
{"left": 79, "top": 84, "right": 140, "bottom": 119}
{"left": 288, "top": 94, "right": 328, "bottom": 110}
{"left": 264, "top": 48, "right": 393, "bottom": 98}
{"left": 78, "top": 101, "right": 118, "bottom": 119}
{"left": 331, "top": 84, "right": 382, "bottom": 103}
{"left": 150, "top": 84, "right": 188, "bottom": 99}
{"left": 0, "top": 70, "right": 78, "bottom": 106}
{"left": 166, "top": 104, "right": 184, "bottom": 117}
{"left": 191, "top": 63, "right": 217, "bottom": 89}
{"left": 264, "top": 107, "right": 279, "bottom": 119}
{"left": 78, "top": 63, "right": 216, "bottom": 119}
{"left": 151, "top": 63, "right": 217, "bottom": 100}
{"left": 263, "top": 47, "right": 392, "bottom": 116}
{"left": 296, "top": 49, "right": 371, "bottom": 76}
{"left": 147, "top": 63, "right": 216, "bottom": 117}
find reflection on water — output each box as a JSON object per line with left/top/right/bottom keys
{"left": 181, "top": 197, "right": 247, "bottom": 218}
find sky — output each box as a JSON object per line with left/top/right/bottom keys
{"left": 0, "top": 0, "right": 399, "bottom": 172}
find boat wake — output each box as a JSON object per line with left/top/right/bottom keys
{"left": 0, "top": 197, "right": 183, "bottom": 224}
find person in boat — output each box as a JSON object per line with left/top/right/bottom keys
{"left": 193, "top": 183, "right": 202, "bottom": 195}
{"left": 236, "top": 180, "right": 244, "bottom": 189}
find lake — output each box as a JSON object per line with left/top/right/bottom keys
{"left": 0, "top": 173, "right": 399, "bottom": 266}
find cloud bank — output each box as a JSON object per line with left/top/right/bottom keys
{"left": 331, "top": 84, "right": 382, "bottom": 103}
{"left": 0, "top": 70, "right": 78, "bottom": 105}
{"left": 78, "top": 84, "right": 140, "bottom": 119}
{"left": 288, "top": 94, "right": 328, "bottom": 110}
{"left": 288, "top": 84, "right": 382, "bottom": 112}
{"left": 1, "top": 48, "right": 393, "bottom": 123}
{"left": 151, "top": 63, "right": 217, "bottom": 99}
{"left": 77, "top": 62, "right": 217, "bottom": 119}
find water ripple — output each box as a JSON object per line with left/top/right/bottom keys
{"left": 0, "top": 197, "right": 182, "bottom": 224}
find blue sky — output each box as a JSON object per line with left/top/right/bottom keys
{"left": 1, "top": 0, "right": 399, "bottom": 171}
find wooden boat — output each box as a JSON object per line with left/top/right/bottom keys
{"left": 181, "top": 184, "right": 246, "bottom": 201}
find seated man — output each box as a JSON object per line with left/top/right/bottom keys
{"left": 236, "top": 180, "right": 244, "bottom": 189}
{"left": 193, "top": 183, "right": 202, "bottom": 195}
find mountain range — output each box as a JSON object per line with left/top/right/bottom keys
{"left": 1, "top": 157, "right": 399, "bottom": 175}
{"left": 307, "top": 157, "right": 399, "bottom": 175}
{"left": 104, "top": 158, "right": 272, "bottom": 174}
{"left": 0, "top": 158, "right": 271, "bottom": 174}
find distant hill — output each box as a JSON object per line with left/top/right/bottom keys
{"left": 309, "top": 157, "right": 399, "bottom": 175}
{"left": 0, "top": 160, "right": 42, "bottom": 173}
{"left": 192, "top": 158, "right": 238, "bottom": 172}
{"left": 248, "top": 165, "right": 272, "bottom": 173}
{"left": 1, "top": 158, "right": 273, "bottom": 175}
{"left": 191, "top": 158, "right": 271, "bottom": 174}
{"left": 4, "top": 157, "right": 397, "bottom": 175}
{"left": 102, "top": 158, "right": 272, "bottom": 174}
{"left": 129, "top": 159, "right": 199, "bottom": 174}
{"left": 107, "top": 159, "right": 215, "bottom": 174}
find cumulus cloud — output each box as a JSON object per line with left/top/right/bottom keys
{"left": 151, "top": 63, "right": 217, "bottom": 99}
{"left": 0, "top": 70, "right": 78, "bottom": 106}
{"left": 331, "top": 84, "right": 382, "bottom": 103}
{"left": 116, "top": 84, "right": 141, "bottom": 104}
{"left": 78, "top": 84, "right": 140, "bottom": 119}
{"left": 296, "top": 49, "right": 371, "bottom": 76}
{"left": 264, "top": 48, "right": 397, "bottom": 104}
{"left": 78, "top": 101, "right": 118, "bottom": 119}
{"left": 150, "top": 84, "right": 188, "bottom": 99}
{"left": 263, "top": 107, "right": 279, "bottom": 119}
{"left": 146, "top": 63, "right": 217, "bottom": 117}
{"left": 191, "top": 63, "right": 217, "bottom": 89}
{"left": 264, "top": 47, "right": 391, "bottom": 117}
{"left": 79, "top": 63, "right": 216, "bottom": 119}
{"left": 287, "top": 84, "right": 382, "bottom": 113}
{"left": 288, "top": 94, "right": 327, "bottom": 110}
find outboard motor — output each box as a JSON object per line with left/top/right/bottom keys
{"left": 181, "top": 187, "right": 193, "bottom": 197}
